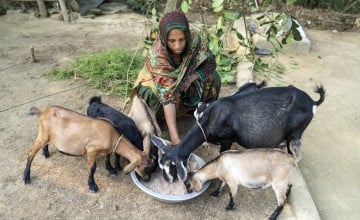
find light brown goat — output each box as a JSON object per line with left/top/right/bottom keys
{"left": 128, "top": 94, "right": 161, "bottom": 158}
{"left": 185, "top": 149, "right": 298, "bottom": 220}
{"left": 23, "top": 106, "right": 151, "bottom": 192}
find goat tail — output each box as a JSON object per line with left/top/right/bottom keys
{"left": 28, "top": 107, "right": 42, "bottom": 117}
{"left": 89, "top": 96, "right": 102, "bottom": 105}
{"left": 311, "top": 79, "right": 325, "bottom": 106}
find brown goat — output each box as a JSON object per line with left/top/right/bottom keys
{"left": 23, "top": 106, "right": 151, "bottom": 192}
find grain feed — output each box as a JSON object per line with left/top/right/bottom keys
{"left": 142, "top": 170, "right": 187, "bottom": 195}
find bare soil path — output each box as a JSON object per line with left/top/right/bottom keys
{"left": 0, "top": 10, "right": 359, "bottom": 220}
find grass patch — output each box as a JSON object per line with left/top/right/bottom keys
{"left": 50, "top": 48, "right": 144, "bottom": 97}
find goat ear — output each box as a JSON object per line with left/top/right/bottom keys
{"left": 150, "top": 135, "right": 169, "bottom": 150}
{"left": 123, "top": 162, "right": 137, "bottom": 174}
{"left": 176, "top": 160, "right": 188, "bottom": 182}
{"left": 187, "top": 154, "right": 198, "bottom": 172}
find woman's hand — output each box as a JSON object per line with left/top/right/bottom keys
{"left": 181, "top": 74, "right": 198, "bottom": 92}
{"left": 180, "top": 79, "right": 191, "bottom": 92}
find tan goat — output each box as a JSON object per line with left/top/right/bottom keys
{"left": 128, "top": 94, "right": 161, "bottom": 160}
{"left": 185, "top": 149, "right": 298, "bottom": 220}
{"left": 23, "top": 106, "right": 151, "bottom": 192}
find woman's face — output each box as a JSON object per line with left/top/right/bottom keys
{"left": 166, "top": 29, "right": 186, "bottom": 55}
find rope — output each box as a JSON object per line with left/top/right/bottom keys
{"left": 196, "top": 120, "right": 208, "bottom": 144}
{"left": 113, "top": 135, "right": 124, "bottom": 154}
{"left": 0, "top": 82, "right": 88, "bottom": 113}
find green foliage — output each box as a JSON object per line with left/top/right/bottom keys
{"left": 50, "top": 49, "right": 144, "bottom": 97}
{"left": 253, "top": 57, "right": 270, "bottom": 72}
{"left": 295, "top": 0, "right": 360, "bottom": 13}
{"left": 180, "top": 0, "right": 243, "bottom": 83}
{"left": 141, "top": 0, "right": 302, "bottom": 84}
{"left": 177, "top": 0, "right": 301, "bottom": 83}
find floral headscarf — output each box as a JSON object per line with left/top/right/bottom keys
{"left": 159, "top": 11, "right": 192, "bottom": 56}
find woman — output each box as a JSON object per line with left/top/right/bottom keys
{"left": 134, "top": 11, "right": 221, "bottom": 145}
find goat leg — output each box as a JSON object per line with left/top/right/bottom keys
{"left": 114, "top": 153, "right": 122, "bottom": 171}
{"left": 42, "top": 144, "right": 50, "bottom": 158}
{"left": 289, "top": 139, "right": 301, "bottom": 157}
{"left": 270, "top": 182, "right": 291, "bottom": 220}
{"left": 226, "top": 192, "right": 235, "bottom": 210}
{"left": 87, "top": 150, "right": 99, "bottom": 192}
{"left": 286, "top": 184, "right": 292, "bottom": 198}
{"left": 24, "top": 138, "right": 49, "bottom": 184}
{"left": 87, "top": 162, "right": 98, "bottom": 192}
{"left": 269, "top": 205, "right": 284, "bottom": 220}
{"left": 105, "top": 154, "right": 118, "bottom": 175}
{"left": 211, "top": 181, "right": 226, "bottom": 197}
{"left": 23, "top": 158, "right": 34, "bottom": 184}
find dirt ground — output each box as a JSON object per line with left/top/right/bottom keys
{"left": 0, "top": 9, "right": 359, "bottom": 220}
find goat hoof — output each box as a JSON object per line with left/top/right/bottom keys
{"left": 109, "top": 170, "right": 118, "bottom": 176}
{"left": 211, "top": 191, "right": 221, "bottom": 197}
{"left": 268, "top": 215, "right": 277, "bottom": 220}
{"left": 226, "top": 205, "right": 234, "bottom": 210}
{"left": 89, "top": 185, "right": 98, "bottom": 193}
{"left": 23, "top": 177, "right": 31, "bottom": 185}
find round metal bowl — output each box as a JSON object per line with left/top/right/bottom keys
{"left": 130, "top": 153, "right": 211, "bottom": 203}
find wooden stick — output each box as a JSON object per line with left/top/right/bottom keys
{"left": 36, "top": 0, "right": 47, "bottom": 18}
{"left": 30, "top": 46, "right": 37, "bottom": 62}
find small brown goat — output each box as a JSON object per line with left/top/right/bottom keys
{"left": 23, "top": 106, "right": 151, "bottom": 192}
{"left": 185, "top": 149, "right": 298, "bottom": 220}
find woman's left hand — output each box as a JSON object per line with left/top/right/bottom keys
{"left": 180, "top": 79, "right": 191, "bottom": 92}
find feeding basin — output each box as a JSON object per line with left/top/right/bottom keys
{"left": 130, "top": 153, "right": 211, "bottom": 203}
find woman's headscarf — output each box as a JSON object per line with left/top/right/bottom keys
{"left": 159, "top": 11, "right": 192, "bottom": 56}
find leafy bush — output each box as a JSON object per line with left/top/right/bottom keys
{"left": 50, "top": 49, "right": 144, "bottom": 97}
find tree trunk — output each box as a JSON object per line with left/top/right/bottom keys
{"left": 36, "top": 0, "right": 47, "bottom": 18}
{"left": 164, "top": 0, "right": 181, "bottom": 13}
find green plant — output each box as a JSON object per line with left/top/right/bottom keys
{"left": 176, "top": 0, "right": 301, "bottom": 83}
{"left": 50, "top": 49, "right": 144, "bottom": 97}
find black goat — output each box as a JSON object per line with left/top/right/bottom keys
{"left": 151, "top": 82, "right": 325, "bottom": 182}
{"left": 194, "top": 81, "right": 267, "bottom": 122}
{"left": 87, "top": 96, "right": 158, "bottom": 176}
